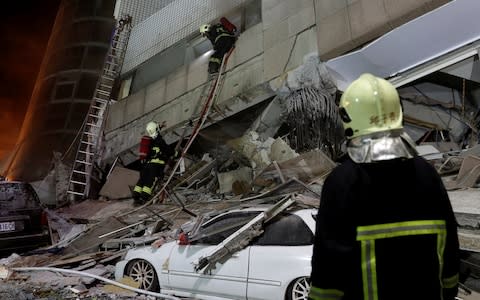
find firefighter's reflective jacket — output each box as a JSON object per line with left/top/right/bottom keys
{"left": 145, "top": 134, "right": 173, "bottom": 165}
{"left": 309, "top": 156, "right": 459, "bottom": 300}
{"left": 205, "top": 23, "right": 235, "bottom": 48}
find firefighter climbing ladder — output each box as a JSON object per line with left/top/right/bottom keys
{"left": 67, "top": 16, "right": 132, "bottom": 201}
{"left": 149, "top": 47, "right": 235, "bottom": 205}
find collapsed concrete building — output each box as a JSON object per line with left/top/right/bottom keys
{"left": 5, "top": 0, "right": 479, "bottom": 201}
{"left": 2, "top": 2, "right": 480, "bottom": 298}
{"left": 0, "top": 0, "right": 479, "bottom": 244}
{"left": 0, "top": 0, "right": 480, "bottom": 251}
{"left": 1, "top": 0, "right": 479, "bottom": 249}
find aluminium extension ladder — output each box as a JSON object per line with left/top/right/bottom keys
{"left": 67, "top": 16, "right": 132, "bottom": 201}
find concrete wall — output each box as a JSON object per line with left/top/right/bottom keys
{"left": 314, "top": 0, "right": 450, "bottom": 60}
{"left": 123, "top": 0, "right": 252, "bottom": 73}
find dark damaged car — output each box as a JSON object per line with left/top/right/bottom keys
{"left": 0, "top": 181, "right": 50, "bottom": 255}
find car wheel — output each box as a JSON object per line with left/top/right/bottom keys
{"left": 126, "top": 259, "right": 160, "bottom": 291}
{"left": 286, "top": 276, "right": 311, "bottom": 300}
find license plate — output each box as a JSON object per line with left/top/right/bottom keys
{"left": 0, "top": 222, "right": 15, "bottom": 232}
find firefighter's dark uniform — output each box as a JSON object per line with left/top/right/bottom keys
{"left": 309, "top": 156, "right": 459, "bottom": 300}
{"left": 205, "top": 23, "right": 236, "bottom": 74}
{"left": 133, "top": 134, "right": 173, "bottom": 203}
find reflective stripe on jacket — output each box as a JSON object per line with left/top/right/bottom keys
{"left": 309, "top": 157, "right": 460, "bottom": 300}
{"left": 206, "top": 23, "right": 235, "bottom": 46}
{"left": 145, "top": 134, "right": 173, "bottom": 164}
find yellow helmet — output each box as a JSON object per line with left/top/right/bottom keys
{"left": 339, "top": 73, "right": 403, "bottom": 139}
{"left": 146, "top": 121, "right": 160, "bottom": 139}
{"left": 199, "top": 24, "right": 211, "bottom": 36}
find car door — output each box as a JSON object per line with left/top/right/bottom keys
{"left": 168, "top": 211, "right": 257, "bottom": 299}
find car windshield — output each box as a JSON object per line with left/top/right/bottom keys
{"left": 253, "top": 213, "right": 314, "bottom": 246}
{"left": 0, "top": 182, "right": 39, "bottom": 210}
{"left": 191, "top": 211, "right": 259, "bottom": 244}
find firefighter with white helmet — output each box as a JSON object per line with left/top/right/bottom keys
{"left": 309, "top": 74, "right": 459, "bottom": 300}
{"left": 199, "top": 17, "right": 236, "bottom": 74}
{"left": 132, "top": 121, "right": 174, "bottom": 205}
{"left": 146, "top": 121, "right": 160, "bottom": 139}
{"left": 199, "top": 24, "right": 211, "bottom": 36}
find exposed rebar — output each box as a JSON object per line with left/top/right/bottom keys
{"left": 286, "top": 87, "right": 343, "bottom": 159}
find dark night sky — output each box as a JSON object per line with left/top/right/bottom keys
{"left": 0, "top": 1, "right": 60, "bottom": 162}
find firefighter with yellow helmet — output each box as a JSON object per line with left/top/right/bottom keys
{"left": 132, "top": 121, "right": 174, "bottom": 206}
{"left": 309, "top": 74, "right": 459, "bottom": 299}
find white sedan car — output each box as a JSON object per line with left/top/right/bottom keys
{"left": 115, "top": 208, "right": 316, "bottom": 300}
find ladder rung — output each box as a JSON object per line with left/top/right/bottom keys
{"left": 104, "top": 63, "right": 118, "bottom": 70}
{"left": 83, "top": 132, "right": 97, "bottom": 137}
{"left": 100, "top": 78, "right": 115, "bottom": 84}
{"left": 95, "top": 95, "right": 110, "bottom": 100}
{"left": 85, "top": 122, "right": 100, "bottom": 128}
{"left": 97, "top": 88, "right": 112, "bottom": 94}
{"left": 76, "top": 160, "right": 92, "bottom": 166}
{"left": 81, "top": 140, "right": 96, "bottom": 146}
{"left": 88, "top": 114, "right": 103, "bottom": 119}
{"left": 104, "top": 60, "right": 119, "bottom": 66}
{"left": 70, "top": 180, "right": 87, "bottom": 185}
{"left": 94, "top": 94, "right": 110, "bottom": 101}
{"left": 93, "top": 97, "right": 109, "bottom": 103}
{"left": 79, "top": 150, "right": 94, "bottom": 155}
{"left": 83, "top": 130, "right": 98, "bottom": 136}
{"left": 99, "top": 83, "right": 112, "bottom": 88}
{"left": 100, "top": 76, "right": 115, "bottom": 81}
{"left": 91, "top": 105, "right": 105, "bottom": 110}
{"left": 96, "top": 90, "right": 110, "bottom": 96}
{"left": 97, "top": 86, "right": 112, "bottom": 91}
{"left": 93, "top": 100, "right": 109, "bottom": 106}
{"left": 73, "top": 170, "right": 88, "bottom": 175}
{"left": 67, "top": 191, "right": 85, "bottom": 196}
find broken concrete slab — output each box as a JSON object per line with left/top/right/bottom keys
{"left": 173, "top": 158, "right": 216, "bottom": 189}
{"left": 249, "top": 96, "right": 287, "bottom": 141}
{"left": 57, "top": 198, "right": 134, "bottom": 223}
{"left": 421, "top": 142, "right": 460, "bottom": 153}
{"left": 449, "top": 189, "right": 480, "bottom": 228}
{"left": 28, "top": 270, "right": 82, "bottom": 287}
{"left": 416, "top": 144, "right": 442, "bottom": 160}
{"left": 100, "top": 166, "right": 139, "bottom": 199}
{"left": 80, "top": 265, "right": 109, "bottom": 285}
{"left": 254, "top": 150, "right": 335, "bottom": 186}
{"left": 459, "top": 230, "right": 480, "bottom": 252}
{"left": 0, "top": 254, "right": 21, "bottom": 267}
{"left": 444, "top": 156, "right": 480, "bottom": 190}
{"left": 270, "top": 137, "right": 299, "bottom": 163}
{"left": 449, "top": 189, "right": 480, "bottom": 214}
{"left": 217, "top": 167, "right": 253, "bottom": 194}
{"left": 69, "top": 283, "right": 88, "bottom": 294}
{"left": 62, "top": 217, "right": 127, "bottom": 255}
{"left": 228, "top": 131, "right": 275, "bottom": 169}
{"left": 48, "top": 252, "right": 115, "bottom": 268}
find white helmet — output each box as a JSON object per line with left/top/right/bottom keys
{"left": 200, "top": 24, "right": 211, "bottom": 36}
{"left": 146, "top": 121, "right": 160, "bottom": 139}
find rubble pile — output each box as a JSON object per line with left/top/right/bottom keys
{"left": 2, "top": 57, "right": 480, "bottom": 298}
{"left": 0, "top": 130, "right": 338, "bottom": 298}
